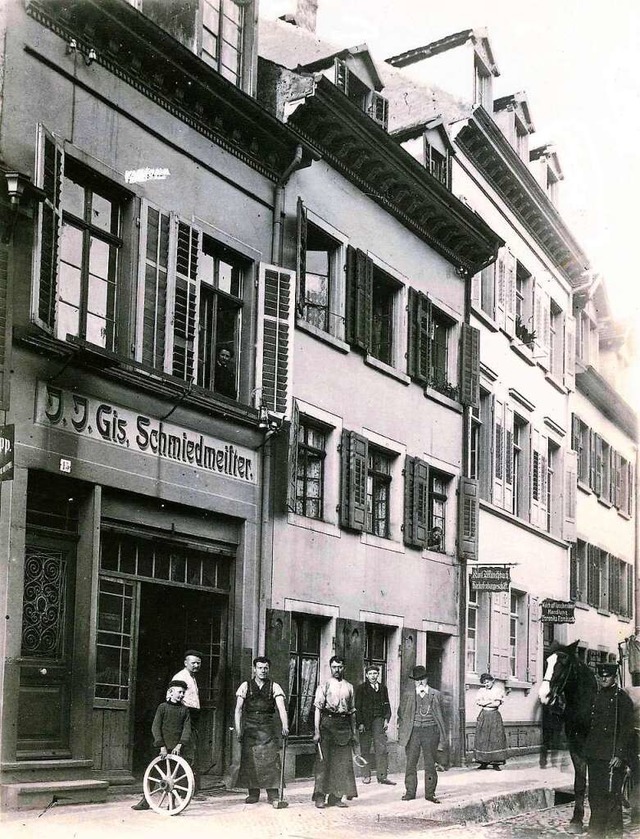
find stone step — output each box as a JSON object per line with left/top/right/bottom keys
{"left": 1, "top": 778, "right": 109, "bottom": 811}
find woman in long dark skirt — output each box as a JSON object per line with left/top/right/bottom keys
{"left": 474, "top": 673, "right": 507, "bottom": 770}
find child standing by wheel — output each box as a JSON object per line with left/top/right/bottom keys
{"left": 132, "top": 679, "right": 192, "bottom": 810}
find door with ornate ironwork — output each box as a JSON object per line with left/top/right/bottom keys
{"left": 17, "top": 538, "right": 76, "bottom": 758}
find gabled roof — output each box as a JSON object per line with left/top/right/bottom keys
{"left": 494, "top": 92, "right": 535, "bottom": 134}
{"left": 530, "top": 143, "right": 564, "bottom": 180}
{"left": 391, "top": 116, "right": 456, "bottom": 156}
{"left": 386, "top": 27, "right": 499, "bottom": 75}
{"left": 298, "top": 44, "right": 385, "bottom": 91}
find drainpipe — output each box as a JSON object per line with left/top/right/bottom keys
{"left": 271, "top": 144, "right": 304, "bottom": 264}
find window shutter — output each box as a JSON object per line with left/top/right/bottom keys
{"left": 533, "top": 278, "right": 543, "bottom": 353}
{"left": 471, "top": 272, "right": 481, "bottom": 309}
{"left": 564, "top": 313, "right": 576, "bottom": 390}
{"left": 504, "top": 250, "right": 516, "bottom": 337}
{"left": 493, "top": 398, "right": 504, "bottom": 508}
{"left": 367, "top": 92, "right": 389, "bottom": 130}
{"left": 404, "top": 456, "right": 429, "bottom": 548}
{"left": 136, "top": 200, "right": 172, "bottom": 369}
{"left": 495, "top": 250, "right": 506, "bottom": 329}
{"left": 346, "top": 247, "right": 372, "bottom": 351}
{"left": 503, "top": 403, "right": 514, "bottom": 513}
{"left": 540, "top": 289, "right": 551, "bottom": 369}
{"left": 400, "top": 627, "right": 418, "bottom": 687}
{"left": 296, "top": 197, "right": 307, "bottom": 315}
{"left": 287, "top": 400, "right": 300, "bottom": 512}
{"left": 539, "top": 430, "right": 548, "bottom": 523}
{"left": 334, "top": 57, "right": 349, "bottom": 93}
{"left": 407, "top": 288, "right": 431, "bottom": 384}
{"left": 32, "top": 124, "right": 65, "bottom": 332}
{"left": 337, "top": 618, "right": 365, "bottom": 685}
{"left": 563, "top": 449, "right": 578, "bottom": 543}
{"left": 594, "top": 433, "right": 603, "bottom": 497}
{"left": 588, "top": 429, "right": 597, "bottom": 491}
{"left": 571, "top": 413, "right": 581, "bottom": 452}
{"left": 458, "top": 477, "right": 479, "bottom": 561}
{"left": 170, "top": 220, "right": 200, "bottom": 381}
{"left": 489, "top": 591, "right": 510, "bottom": 680}
{"left": 256, "top": 264, "right": 296, "bottom": 417}
{"left": 526, "top": 595, "right": 540, "bottom": 683}
{"left": 340, "top": 430, "right": 368, "bottom": 531}
{"left": 530, "top": 427, "right": 541, "bottom": 527}
{"left": 460, "top": 323, "right": 480, "bottom": 408}
{"left": 265, "top": 609, "right": 292, "bottom": 696}
{"left": 615, "top": 451, "right": 622, "bottom": 509}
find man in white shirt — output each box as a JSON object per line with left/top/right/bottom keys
{"left": 172, "top": 650, "right": 203, "bottom": 794}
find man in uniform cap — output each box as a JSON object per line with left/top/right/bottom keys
{"left": 397, "top": 665, "right": 447, "bottom": 803}
{"left": 172, "top": 650, "right": 203, "bottom": 795}
{"left": 585, "top": 661, "right": 634, "bottom": 838}
{"left": 355, "top": 665, "right": 395, "bottom": 785}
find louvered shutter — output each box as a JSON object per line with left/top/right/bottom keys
{"left": 563, "top": 449, "right": 578, "bottom": 542}
{"left": 471, "top": 272, "right": 481, "bottom": 309}
{"left": 460, "top": 323, "right": 480, "bottom": 408}
{"left": 287, "top": 400, "right": 300, "bottom": 512}
{"left": 136, "top": 200, "right": 171, "bottom": 370}
{"left": 615, "top": 451, "right": 623, "bottom": 509}
{"left": 539, "top": 430, "right": 548, "bottom": 525}
{"left": 345, "top": 247, "right": 372, "bottom": 351}
{"left": 571, "top": 414, "right": 581, "bottom": 452}
{"left": 0, "top": 244, "right": 9, "bottom": 409}
{"left": 594, "top": 434, "right": 603, "bottom": 497}
{"left": 256, "top": 264, "right": 296, "bottom": 417}
{"left": 493, "top": 398, "right": 504, "bottom": 508}
{"left": 340, "top": 430, "right": 367, "bottom": 531}
{"left": 334, "top": 57, "right": 349, "bottom": 93}
{"left": 489, "top": 592, "right": 510, "bottom": 680}
{"left": 564, "top": 313, "right": 576, "bottom": 390}
{"left": 458, "top": 477, "right": 479, "bottom": 561}
{"left": 367, "top": 92, "right": 389, "bottom": 130}
{"left": 32, "top": 124, "right": 64, "bottom": 331}
{"left": 296, "top": 197, "right": 307, "bottom": 316}
{"left": 265, "top": 609, "right": 292, "bottom": 695}
{"left": 170, "top": 220, "right": 200, "bottom": 382}
{"left": 541, "top": 289, "right": 551, "bottom": 369}
{"left": 589, "top": 429, "right": 597, "bottom": 491}
{"left": 504, "top": 250, "right": 516, "bottom": 337}
{"left": 337, "top": 618, "right": 365, "bottom": 685}
{"left": 530, "top": 427, "right": 541, "bottom": 527}
{"left": 533, "top": 278, "right": 543, "bottom": 353}
{"left": 628, "top": 464, "right": 634, "bottom": 517}
{"left": 404, "top": 456, "right": 429, "bottom": 548}
{"left": 407, "top": 288, "right": 431, "bottom": 383}
{"left": 495, "top": 250, "right": 506, "bottom": 329}
{"left": 503, "top": 403, "right": 514, "bottom": 513}
{"left": 527, "top": 595, "right": 540, "bottom": 683}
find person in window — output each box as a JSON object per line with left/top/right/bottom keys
{"left": 473, "top": 673, "right": 507, "bottom": 770}
{"left": 312, "top": 656, "right": 359, "bottom": 808}
{"left": 355, "top": 665, "right": 395, "bottom": 786}
{"left": 131, "top": 679, "right": 191, "bottom": 810}
{"left": 214, "top": 347, "right": 237, "bottom": 399}
{"left": 234, "top": 657, "right": 289, "bottom": 805}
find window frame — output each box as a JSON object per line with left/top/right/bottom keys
{"left": 428, "top": 469, "right": 451, "bottom": 553}
{"left": 200, "top": 0, "right": 245, "bottom": 86}
{"left": 295, "top": 416, "right": 328, "bottom": 521}
{"left": 288, "top": 612, "right": 323, "bottom": 739}
{"left": 366, "top": 445, "right": 393, "bottom": 538}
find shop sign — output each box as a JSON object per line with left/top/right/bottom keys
{"left": 540, "top": 599, "right": 575, "bottom": 624}
{"left": 35, "top": 383, "right": 257, "bottom": 484}
{"left": 0, "top": 424, "right": 14, "bottom": 482}
{"left": 469, "top": 566, "right": 510, "bottom": 592}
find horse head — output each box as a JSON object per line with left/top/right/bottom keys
{"left": 538, "top": 640, "right": 581, "bottom": 706}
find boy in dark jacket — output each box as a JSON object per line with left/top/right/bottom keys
{"left": 132, "top": 679, "right": 192, "bottom": 810}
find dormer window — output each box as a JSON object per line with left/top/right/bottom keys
{"left": 425, "top": 143, "right": 449, "bottom": 188}
{"left": 366, "top": 91, "right": 389, "bottom": 131}
{"left": 201, "top": 0, "right": 245, "bottom": 85}
{"left": 334, "top": 58, "right": 388, "bottom": 130}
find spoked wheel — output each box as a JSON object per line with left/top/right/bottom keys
{"left": 143, "top": 754, "right": 195, "bottom": 815}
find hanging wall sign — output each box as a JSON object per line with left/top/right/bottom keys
{"left": 469, "top": 566, "right": 510, "bottom": 592}
{"left": 540, "top": 599, "right": 576, "bottom": 624}
{"left": 0, "top": 424, "right": 14, "bottom": 482}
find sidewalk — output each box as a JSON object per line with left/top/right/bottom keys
{"left": 0, "top": 755, "right": 575, "bottom": 839}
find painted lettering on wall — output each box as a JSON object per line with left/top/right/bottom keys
{"left": 35, "top": 383, "right": 256, "bottom": 484}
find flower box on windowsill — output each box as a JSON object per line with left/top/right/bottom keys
{"left": 428, "top": 378, "right": 459, "bottom": 402}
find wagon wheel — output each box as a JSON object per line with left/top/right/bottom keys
{"left": 143, "top": 753, "right": 195, "bottom": 815}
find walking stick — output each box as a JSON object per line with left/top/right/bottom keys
{"left": 272, "top": 735, "right": 289, "bottom": 809}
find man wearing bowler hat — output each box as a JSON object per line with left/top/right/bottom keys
{"left": 585, "top": 661, "right": 634, "bottom": 838}
{"left": 398, "top": 665, "right": 447, "bottom": 803}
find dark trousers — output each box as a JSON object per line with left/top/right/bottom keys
{"left": 405, "top": 726, "right": 439, "bottom": 798}
{"left": 587, "top": 759, "right": 625, "bottom": 838}
{"left": 183, "top": 709, "right": 200, "bottom": 792}
{"left": 361, "top": 717, "right": 389, "bottom": 780}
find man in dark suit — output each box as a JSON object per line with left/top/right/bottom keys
{"left": 355, "top": 665, "right": 395, "bottom": 786}
{"left": 398, "top": 665, "right": 448, "bottom": 803}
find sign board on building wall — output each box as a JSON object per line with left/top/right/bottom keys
{"left": 540, "top": 599, "right": 576, "bottom": 624}
{"left": 0, "top": 425, "right": 14, "bottom": 482}
{"left": 34, "top": 382, "right": 257, "bottom": 484}
{"left": 469, "top": 566, "right": 510, "bottom": 592}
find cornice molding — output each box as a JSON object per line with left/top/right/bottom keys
{"left": 26, "top": 0, "right": 312, "bottom": 182}
{"left": 576, "top": 366, "right": 637, "bottom": 442}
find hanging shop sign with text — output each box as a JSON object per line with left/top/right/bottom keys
{"left": 34, "top": 382, "right": 257, "bottom": 484}
{"left": 469, "top": 566, "right": 511, "bottom": 592}
{"left": 540, "top": 599, "right": 576, "bottom": 624}
{"left": 0, "top": 424, "right": 14, "bottom": 482}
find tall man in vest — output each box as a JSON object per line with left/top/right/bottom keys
{"left": 234, "top": 656, "right": 289, "bottom": 804}
{"left": 355, "top": 664, "right": 395, "bottom": 785}
{"left": 398, "top": 665, "right": 448, "bottom": 803}
{"left": 172, "top": 649, "right": 204, "bottom": 796}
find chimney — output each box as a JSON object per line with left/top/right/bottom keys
{"left": 296, "top": 0, "right": 318, "bottom": 33}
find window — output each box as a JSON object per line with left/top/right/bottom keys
{"left": 601, "top": 440, "right": 611, "bottom": 504}
{"left": 428, "top": 470, "right": 450, "bottom": 552}
{"left": 587, "top": 544, "right": 603, "bottom": 609}
{"left": 577, "top": 418, "right": 590, "bottom": 484}
{"left": 201, "top": 0, "right": 244, "bottom": 86}
{"left": 197, "top": 236, "right": 245, "bottom": 398}
{"left": 371, "top": 267, "right": 397, "bottom": 365}
{"left": 477, "top": 389, "right": 492, "bottom": 500}
{"left": 546, "top": 440, "right": 560, "bottom": 534}
{"left": 335, "top": 59, "right": 389, "bottom": 129}
{"left": 512, "top": 414, "right": 529, "bottom": 518}
{"left": 365, "top": 624, "right": 389, "bottom": 685}
{"left": 549, "top": 300, "right": 564, "bottom": 380}
{"left": 467, "top": 588, "right": 478, "bottom": 673}
{"left": 570, "top": 540, "right": 587, "bottom": 602}
{"left": 95, "top": 578, "right": 134, "bottom": 701}
{"left": 288, "top": 614, "right": 322, "bottom": 738}
{"left": 509, "top": 593, "right": 520, "bottom": 677}
{"left": 425, "top": 143, "right": 449, "bottom": 188}
{"left": 366, "top": 447, "right": 392, "bottom": 537}
{"left": 429, "top": 308, "right": 455, "bottom": 397}
{"left": 58, "top": 159, "right": 124, "bottom": 350}
{"left": 469, "top": 403, "right": 481, "bottom": 481}
{"left": 576, "top": 309, "right": 598, "bottom": 367}
{"left": 295, "top": 419, "right": 327, "bottom": 519}
{"left": 301, "top": 222, "right": 343, "bottom": 336}
{"left": 479, "top": 264, "right": 495, "bottom": 318}
{"left": 514, "top": 263, "right": 534, "bottom": 343}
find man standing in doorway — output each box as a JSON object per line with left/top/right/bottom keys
{"left": 355, "top": 665, "right": 395, "bottom": 786}
{"left": 234, "top": 656, "right": 289, "bottom": 804}
{"left": 398, "top": 665, "right": 448, "bottom": 803}
{"left": 172, "top": 650, "right": 204, "bottom": 797}
{"left": 312, "top": 655, "right": 359, "bottom": 808}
